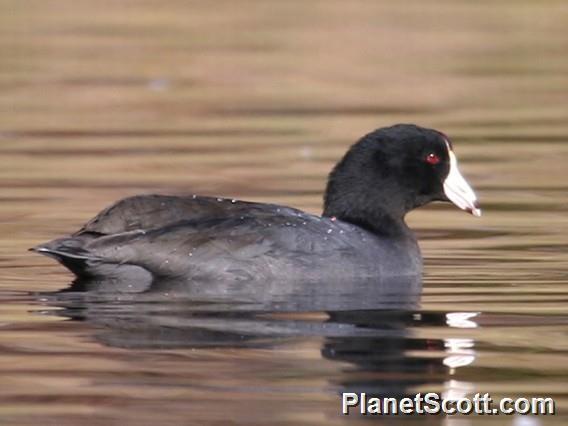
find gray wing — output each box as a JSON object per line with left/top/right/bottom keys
{"left": 76, "top": 194, "right": 290, "bottom": 236}
{"left": 79, "top": 213, "right": 372, "bottom": 283}
{"left": 31, "top": 194, "right": 325, "bottom": 282}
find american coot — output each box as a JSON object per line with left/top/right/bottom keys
{"left": 32, "top": 124, "right": 480, "bottom": 289}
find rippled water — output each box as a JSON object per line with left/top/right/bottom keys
{"left": 1, "top": 1, "right": 567, "bottom": 425}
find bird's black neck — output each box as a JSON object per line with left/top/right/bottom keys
{"left": 322, "top": 201, "right": 411, "bottom": 238}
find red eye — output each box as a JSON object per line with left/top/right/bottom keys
{"left": 425, "top": 153, "right": 440, "bottom": 165}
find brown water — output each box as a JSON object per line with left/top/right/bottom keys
{"left": 1, "top": 1, "right": 567, "bottom": 425}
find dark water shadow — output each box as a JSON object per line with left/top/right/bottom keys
{"left": 33, "top": 275, "right": 452, "bottom": 422}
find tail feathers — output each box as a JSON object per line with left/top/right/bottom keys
{"left": 30, "top": 245, "right": 93, "bottom": 260}
{"left": 30, "top": 237, "right": 101, "bottom": 277}
{"left": 31, "top": 238, "right": 154, "bottom": 287}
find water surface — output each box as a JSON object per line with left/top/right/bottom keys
{"left": 0, "top": 1, "right": 567, "bottom": 425}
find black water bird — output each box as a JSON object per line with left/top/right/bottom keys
{"left": 32, "top": 124, "right": 480, "bottom": 293}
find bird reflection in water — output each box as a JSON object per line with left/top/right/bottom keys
{"left": 36, "top": 274, "right": 478, "bottom": 424}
